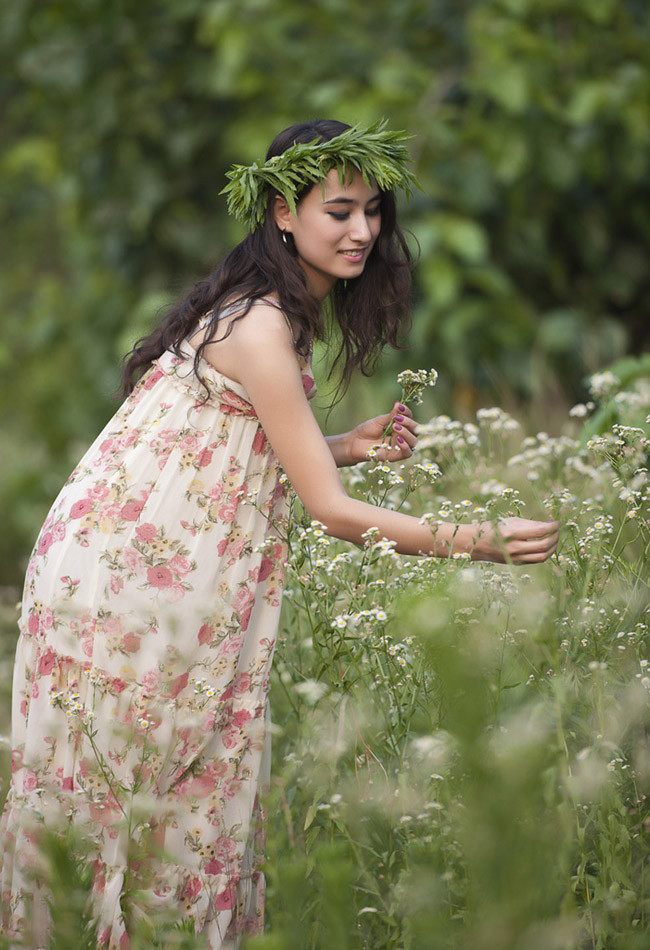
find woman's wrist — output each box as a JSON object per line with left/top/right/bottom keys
{"left": 423, "top": 521, "right": 474, "bottom": 559}
{"left": 325, "top": 431, "right": 357, "bottom": 468}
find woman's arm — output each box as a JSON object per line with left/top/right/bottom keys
{"left": 203, "top": 306, "right": 559, "bottom": 564}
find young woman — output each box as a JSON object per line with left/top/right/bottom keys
{"left": 0, "top": 119, "right": 559, "bottom": 948}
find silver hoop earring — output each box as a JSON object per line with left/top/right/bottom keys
{"left": 281, "top": 231, "right": 288, "bottom": 246}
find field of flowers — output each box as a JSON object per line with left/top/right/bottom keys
{"left": 0, "top": 357, "right": 648, "bottom": 949}
{"left": 256, "top": 358, "right": 650, "bottom": 950}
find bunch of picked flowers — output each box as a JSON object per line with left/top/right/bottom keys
{"left": 381, "top": 368, "right": 438, "bottom": 445}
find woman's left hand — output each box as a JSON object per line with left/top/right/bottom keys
{"left": 347, "top": 402, "right": 419, "bottom": 464}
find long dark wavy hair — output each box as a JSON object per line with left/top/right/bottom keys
{"left": 121, "top": 119, "right": 414, "bottom": 399}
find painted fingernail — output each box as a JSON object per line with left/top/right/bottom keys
{"left": 394, "top": 423, "right": 403, "bottom": 431}
{"left": 394, "top": 414, "right": 404, "bottom": 422}
{"left": 397, "top": 436, "right": 405, "bottom": 444}
{"left": 398, "top": 404, "right": 407, "bottom": 411}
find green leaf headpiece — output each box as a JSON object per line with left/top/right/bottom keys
{"left": 220, "top": 119, "right": 420, "bottom": 231}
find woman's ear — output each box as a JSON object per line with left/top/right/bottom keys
{"left": 273, "top": 194, "right": 293, "bottom": 234}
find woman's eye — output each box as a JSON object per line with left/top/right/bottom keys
{"left": 327, "top": 207, "right": 381, "bottom": 221}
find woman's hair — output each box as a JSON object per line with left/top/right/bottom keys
{"left": 120, "top": 119, "right": 414, "bottom": 399}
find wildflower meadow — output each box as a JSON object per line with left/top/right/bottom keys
{"left": 0, "top": 356, "right": 648, "bottom": 949}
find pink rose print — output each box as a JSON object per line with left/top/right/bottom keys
{"left": 122, "top": 546, "right": 144, "bottom": 573}
{"left": 143, "top": 367, "right": 163, "bottom": 390}
{"left": 70, "top": 498, "right": 93, "bottom": 519}
{"left": 302, "top": 374, "right": 314, "bottom": 395}
{"left": 232, "top": 709, "right": 252, "bottom": 729}
{"left": 23, "top": 770, "right": 38, "bottom": 793}
{"left": 169, "top": 554, "right": 192, "bottom": 576}
{"left": 257, "top": 554, "right": 274, "bottom": 583}
{"left": 252, "top": 428, "right": 267, "bottom": 456}
{"left": 197, "top": 623, "right": 214, "bottom": 646}
{"left": 209, "top": 483, "right": 224, "bottom": 503}
{"left": 37, "top": 532, "right": 54, "bottom": 556}
{"left": 121, "top": 500, "right": 145, "bottom": 521}
{"left": 219, "top": 392, "right": 254, "bottom": 416}
{"left": 221, "top": 636, "right": 243, "bottom": 657}
{"left": 234, "top": 673, "right": 252, "bottom": 695}
{"left": 179, "top": 434, "right": 200, "bottom": 452}
{"left": 51, "top": 521, "right": 66, "bottom": 542}
{"left": 166, "top": 583, "right": 187, "bottom": 603}
{"left": 141, "top": 670, "right": 161, "bottom": 694}
{"left": 37, "top": 650, "right": 56, "bottom": 676}
{"left": 89, "top": 801, "right": 119, "bottom": 827}
{"left": 204, "top": 858, "right": 224, "bottom": 876}
{"left": 102, "top": 617, "right": 121, "bottom": 637}
{"left": 99, "top": 438, "right": 115, "bottom": 455}
{"left": 197, "top": 448, "right": 213, "bottom": 467}
{"left": 188, "top": 774, "right": 215, "bottom": 798}
{"left": 180, "top": 875, "right": 202, "bottom": 904}
{"left": 168, "top": 672, "right": 189, "bottom": 699}
{"left": 27, "top": 611, "right": 40, "bottom": 636}
{"left": 218, "top": 501, "right": 239, "bottom": 524}
{"left": 222, "top": 728, "right": 240, "bottom": 750}
{"left": 272, "top": 479, "right": 287, "bottom": 503}
{"left": 62, "top": 776, "right": 74, "bottom": 791}
{"left": 110, "top": 574, "right": 124, "bottom": 595}
{"left": 112, "top": 678, "right": 127, "bottom": 694}
{"left": 122, "top": 632, "right": 141, "bottom": 653}
{"left": 147, "top": 566, "right": 174, "bottom": 589}
{"left": 81, "top": 634, "right": 94, "bottom": 658}
{"left": 241, "top": 606, "right": 253, "bottom": 632}
{"left": 233, "top": 587, "right": 254, "bottom": 612}
{"left": 214, "top": 884, "right": 236, "bottom": 911}
{"left": 135, "top": 522, "right": 158, "bottom": 543}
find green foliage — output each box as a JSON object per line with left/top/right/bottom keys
{"left": 254, "top": 369, "right": 649, "bottom": 949}
{"left": 1, "top": 0, "right": 649, "bottom": 581}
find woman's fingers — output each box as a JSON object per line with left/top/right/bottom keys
{"left": 474, "top": 517, "right": 560, "bottom": 564}
{"left": 388, "top": 403, "right": 418, "bottom": 455}
{"left": 503, "top": 520, "right": 560, "bottom": 563}
{"left": 498, "top": 518, "right": 560, "bottom": 541}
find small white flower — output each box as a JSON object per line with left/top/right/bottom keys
{"left": 294, "top": 679, "right": 328, "bottom": 704}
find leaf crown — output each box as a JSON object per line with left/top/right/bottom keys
{"left": 220, "top": 119, "right": 420, "bottom": 231}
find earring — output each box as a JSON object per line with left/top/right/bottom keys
{"left": 281, "top": 231, "right": 288, "bottom": 246}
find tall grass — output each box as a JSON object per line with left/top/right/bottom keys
{"left": 0, "top": 360, "right": 648, "bottom": 948}
{"left": 257, "top": 361, "right": 649, "bottom": 950}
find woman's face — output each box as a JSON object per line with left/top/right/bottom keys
{"left": 275, "top": 167, "right": 382, "bottom": 299}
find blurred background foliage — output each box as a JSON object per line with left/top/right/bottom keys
{"left": 1, "top": 0, "right": 649, "bottom": 584}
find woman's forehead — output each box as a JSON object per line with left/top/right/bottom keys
{"left": 317, "top": 167, "right": 380, "bottom": 202}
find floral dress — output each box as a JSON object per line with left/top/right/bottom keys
{"left": 0, "top": 299, "right": 316, "bottom": 948}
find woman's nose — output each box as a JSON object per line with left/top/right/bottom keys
{"left": 348, "top": 212, "right": 372, "bottom": 243}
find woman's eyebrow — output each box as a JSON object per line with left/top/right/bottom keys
{"left": 323, "top": 193, "right": 382, "bottom": 206}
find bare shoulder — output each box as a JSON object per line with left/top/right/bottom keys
{"left": 192, "top": 301, "right": 294, "bottom": 384}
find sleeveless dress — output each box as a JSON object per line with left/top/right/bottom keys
{"left": 0, "top": 299, "right": 316, "bottom": 948}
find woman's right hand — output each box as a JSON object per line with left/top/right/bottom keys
{"left": 469, "top": 517, "right": 560, "bottom": 564}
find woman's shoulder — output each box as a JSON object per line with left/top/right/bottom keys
{"left": 225, "top": 297, "right": 294, "bottom": 343}
{"left": 191, "top": 297, "right": 296, "bottom": 385}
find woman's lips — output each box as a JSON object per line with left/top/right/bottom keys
{"left": 339, "top": 248, "right": 367, "bottom": 262}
